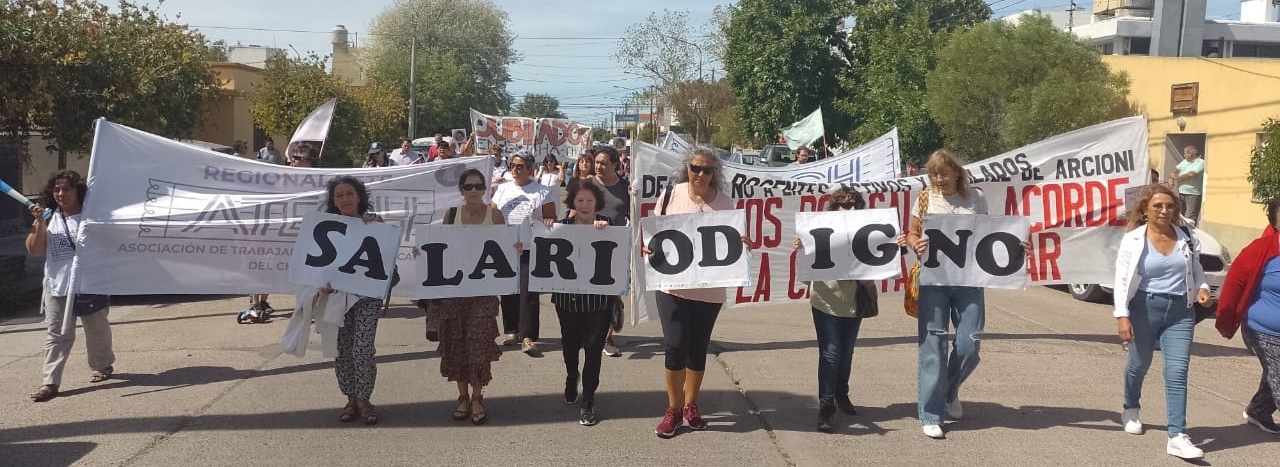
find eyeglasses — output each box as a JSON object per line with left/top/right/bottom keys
{"left": 834, "top": 202, "right": 857, "bottom": 210}
{"left": 510, "top": 164, "right": 527, "bottom": 170}
{"left": 688, "top": 164, "right": 714, "bottom": 175}
{"left": 460, "top": 183, "right": 485, "bottom": 192}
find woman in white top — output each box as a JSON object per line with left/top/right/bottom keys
{"left": 26, "top": 170, "right": 116, "bottom": 402}
{"left": 897, "top": 149, "right": 989, "bottom": 439}
{"left": 1112, "top": 183, "right": 1210, "bottom": 459}
{"left": 536, "top": 153, "right": 565, "bottom": 188}
{"left": 490, "top": 153, "right": 557, "bottom": 354}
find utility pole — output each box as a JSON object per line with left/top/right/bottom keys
{"left": 1068, "top": 1, "right": 1078, "bottom": 33}
{"left": 408, "top": 36, "right": 417, "bottom": 139}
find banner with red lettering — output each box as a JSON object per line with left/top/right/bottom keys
{"left": 469, "top": 109, "right": 593, "bottom": 163}
{"left": 628, "top": 116, "right": 1148, "bottom": 323}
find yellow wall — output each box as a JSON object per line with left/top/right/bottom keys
{"left": 1102, "top": 55, "right": 1280, "bottom": 255}
{"left": 193, "top": 62, "right": 269, "bottom": 147}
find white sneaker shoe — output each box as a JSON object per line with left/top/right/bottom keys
{"left": 1166, "top": 433, "right": 1204, "bottom": 459}
{"left": 945, "top": 399, "right": 963, "bottom": 420}
{"left": 922, "top": 424, "right": 945, "bottom": 439}
{"left": 1121, "top": 408, "right": 1143, "bottom": 435}
{"left": 603, "top": 343, "right": 621, "bottom": 357}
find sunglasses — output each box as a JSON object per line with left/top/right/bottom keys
{"left": 688, "top": 164, "right": 715, "bottom": 175}
{"left": 510, "top": 163, "right": 527, "bottom": 170}
{"left": 460, "top": 183, "right": 486, "bottom": 192}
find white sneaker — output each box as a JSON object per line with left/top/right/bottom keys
{"left": 945, "top": 399, "right": 963, "bottom": 420}
{"left": 1166, "top": 433, "right": 1204, "bottom": 459}
{"left": 922, "top": 424, "right": 945, "bottom": 439}
{"left": 603, "top": 343, "right": 621, "bottom": 357}
{"left": 1121, "top": 408, "right": 1143, "bottom": 435}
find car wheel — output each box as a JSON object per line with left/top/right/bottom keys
{"left": 1068, "top": 283, "right": 1108, "bottom": 302}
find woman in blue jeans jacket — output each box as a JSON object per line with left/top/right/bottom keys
{"left": 1112, "top": 184, "right": 1210, "bottom": 460}
{"left": 791, "top": 187, "right": 871, "bottom": 433}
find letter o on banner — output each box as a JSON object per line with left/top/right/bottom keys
{"left": 976, "top": 232, "right": 1024, "bottom": 276}
{"left": 648, "top": 230, "right": 695, "bottom": 275}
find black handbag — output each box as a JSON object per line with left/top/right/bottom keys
{"left": 853, "top": 280, "right": 880, "bottom": 319}
{"left": 58, "top": 210, "right": 110, "bottom": 316}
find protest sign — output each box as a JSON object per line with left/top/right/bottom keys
{"left": 74, "top": 119, "right": 492, "bottom": 295}
{"left": 411, "top": 224, "right": 520, "bottom": 299}
{"left": 795, "top": 209, "right": 902, "bottom": 282}
{"left": 288, "top": 212, "right": 402, "bottom": 298}
{"left": 527, "top": 223, "right": 631, "bottom": 295}
{"left": 919, "top": 214, "right": 1032, "bottom": 289}
{"left": 470, "top": 109, "right": 592, "bottom": 163}
{"left": 641, "top": 210, "right": 750, "bottom": 290}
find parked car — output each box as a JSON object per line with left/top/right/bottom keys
{"left": 715, "top": 148, "right": 745, "bottom": 165}
{"left": 754, "top": 144, "right": 794, "bottom": 167}
{"left": 1067, "top": 225, "right": 1232, "bottom": 304}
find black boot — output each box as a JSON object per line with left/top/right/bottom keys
{"left": 564, "top": 375, "right": 579, "bottom": 404}
{"left": 579, "top": 394, "right": 597, "bottom": 426}
{"left": 836, "top": 394, "right": 858, "bottom": 415}
{"left": 818, "top": 405, "right": 836, "bottom": 433}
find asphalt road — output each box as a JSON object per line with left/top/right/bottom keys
{"left": 1, "top": 286, "right": 1277, "bottom": 466}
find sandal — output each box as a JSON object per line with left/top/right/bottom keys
{"left": 470, "top": 396, "right": 487, "bottom": 425}
{"left": 89, "top": 366, "right": 113, "bottom": 383}
{"left": 356, "top": 399, "right": 379, "bottom": 425}
{"left": 452, "top": 395, "right": 471, "bottom": 421}
{"left": 339, "top": 399, "right": 358, "bottom": 422}
{"left": 30, "top": 384, "right": 58, "bottom": 402}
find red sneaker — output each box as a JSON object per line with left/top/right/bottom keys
{"left": 655, "top": 407, "right": 683, "bottom": 439}
{"left": 684, "top": 403, "right": 708, "bottom": 430}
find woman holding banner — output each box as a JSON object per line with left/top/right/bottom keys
{"left": 26, "top": 170, "right": 116, "bottom": 402}
{"left": 435, "top": 168, "right": 505, "bottom": 425}
{"left": 319, "top": 176, "right": 386, "bottom": 425}
{"left": 898, "top": 149, "right": 989, "bottom": 439}
{"left": 1113, "top": 183, "right": 1210, "bottom": 459}
{"left": 642, "top": 147, "right": 748, "bottom": 439}
{"left": 491, "top": 152, "right": 558, "bottom": 355}
{"left": 550, "top": 180, "right": 615, "bottom": 426}
{"left": 791, "top": 187, "right": 874, "bottom": 433}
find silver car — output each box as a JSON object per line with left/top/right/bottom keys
{"left": 1067, "top": 225, "right": 1231, "bottom": 303}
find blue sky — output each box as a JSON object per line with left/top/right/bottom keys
{"left": 141, "top": 0, "right": 1246, "bottom": 123}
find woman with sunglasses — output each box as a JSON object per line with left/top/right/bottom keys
{"left": 434, "top": 168, "right": 506, "bottom": 425}
{"left": 491, "top": 152, "right": 558, "bottom": 355}
{"left": 641, "top": 147, "right": 750, "bottom": 439}
{"left": 536, "top": 154, "right": 565, "bottom": 188}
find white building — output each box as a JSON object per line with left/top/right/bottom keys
{"left": 225, "top": 45, "right": 285, "bottom": 68}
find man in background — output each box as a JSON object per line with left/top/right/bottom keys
{"left": 257, "top": 137, "right": 283, "bottom": 164}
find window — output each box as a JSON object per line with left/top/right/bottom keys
{"left": 1232, "top": 43, "right": 1280, "bottom": 58}
{"left": 1129, "top": 37, "right": 1151, "bottom": 55}
{"left": 1170, "top": 83, "right": 1199, "bottom": 114}
{"left": 1100, "top": 42, "right": 1115, "bottom": 55}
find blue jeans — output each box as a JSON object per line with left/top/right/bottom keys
{"left": 917, "top": 285, "right": 985, "bottom": 425}
{"left": 812, "top": 308, "right": 863, "bottom": 409}
{"left": 1124, "top": 291, "right": 1195, "bottom": 438}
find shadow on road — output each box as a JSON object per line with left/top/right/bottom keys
{"left": 0, "top": 441, "right": 97, "bottom": 467}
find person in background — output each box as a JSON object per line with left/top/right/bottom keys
{"left": 791, "top": 186, "right": 870, "bottom": 433}
{"left": 435, "top": 168, "right": 506, "bottom": 425}
{"left": 491, "top": 143, "right": 511, "bottom": 188}
{"left": 363, "top": 142, "right": 394, "bottom": 168}
{"left": 1113, "top": 183, "right": 1210, "bottom": 459}
{"left": 390, "top": 139, "right": 415, "bottom": 166}
{"left": 291, "top": 143, "right": 317, "bottom": 168}
{"left": 551, "top": 180, "right": 614, "bottom": 426}
{"left": 1215, "top": 198, "right": 1280, "bottom": 435}
{"left": 429, "top": 133, "right": 444, "bottom": 160}
{"left": 257, "top": 137, "right": 283, "bottom": 165}
{"left": 1168, "top": 146, "right": 1205, "bottom": 224}
{"left": 458, "top": 134, "right": 477, "bottom": 157}
{"left": 537, "top": 154, "right": 566, "bottom": 188}
{"left": 905, "top": 158, "right": 922, "bottom": 177}
{"left": 436, "top": 141, "right": 455, "bottom": 161}
{"left": 794, "top": 147, "right": 811, "bottom": 165}
{"left": 232, "top": 139, "right": 250, "bottom": 158}
{"left": 619, "top": 148, "right": 631, "bottom": 178}
{"left": 573, "top": 151, "right": 595, "bottom": 183}
{"left": 490, "top": 152, "right": 557, "bottom": 355}
{"left": 592, "top": 146, "right": 630, "bottom": 357}
{"left": 26, "top": 170, "right": 116, "bottom": 402}
{"left": 641, "top": 147, "right": 751, "bottom": 439}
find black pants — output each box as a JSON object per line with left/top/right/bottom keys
{"left": 556, "top": 305, "right": 611, "bottom": 396}
{"left": 500, "top": 253, "right": 541, "bottom": 340}
{"left": 655, "top": 291, "right": 723, "bottom": 372}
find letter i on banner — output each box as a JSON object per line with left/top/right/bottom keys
{"left": 640, "top": 210, "right": 751, "bottom": 290}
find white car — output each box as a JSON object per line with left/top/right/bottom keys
{"left": 1067, "top": 225, "right": 1232, "bottom": 303}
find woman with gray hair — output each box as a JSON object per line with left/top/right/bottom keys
{"left": 641, "top": 146, "right": 749, "bottom": 438}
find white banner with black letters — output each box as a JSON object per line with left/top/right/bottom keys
{"left": 411, "top": 224, "right": 520, "bottom": 299}
{"left": 528, "top": 223, "right": 631, "bottom": 295}
{"left": 641, "top": 210, "right": 751, "bottom": 290}
{"left": 288, "top": 212, "right": 402, "bottom": 298}
{"left": 795, "top": 209, "right": 902, "bottom": 282}
{"left": 919, "top": 214, "right": 1032, "bottom": 289}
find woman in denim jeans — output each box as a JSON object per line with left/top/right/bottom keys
{"left": 898, "top": 149, "right": 989, "bottom": 439}
{"left": 791, "top": 187, "right": 868, "bottom": 433}
{"left": 1112, "top": 184, "right": 1210, "bottom": 459}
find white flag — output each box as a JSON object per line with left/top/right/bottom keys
{"left": 779, "top": 108, "right": 824, "bottom": 150}
{"left": 660, "top": 132, "right": 692, "bottom": 153}
{"left": 288, "top": 98, "right": 337, "bottom": 151}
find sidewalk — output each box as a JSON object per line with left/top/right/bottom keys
{"left": 1, "top": 287, "right": 1277, "bottom": 466}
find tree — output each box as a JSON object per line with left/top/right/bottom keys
{"left": 723, "top": 0, "right": 853, "bottom": 147}
{"left": 515, "top": 93, "right": 567, "bottom": 119}
{"left": 614, "top": 9, "right": 705, "bottom": 90}
{"left": 668, "top": 79, "right": 734, "bottom": 144}
{"left": 926, "top": 15, "right": 1132, "bottom": 161}
{"left": 711, "top": 105, "right": 748, "bottom": 149}
{"left": 0, "top": 0, "right": 220, "bottom": 167}
{"left": 365, "top": 0, "right": 517, "bottom": 137}
{"left": 838, "top": 0, "right": 989, "bottom": 161}
{"left": 206, "top": 39, "right": 229, "bottom": 61}
{"left": 591, "top": 128, "right": 614, "bottom": 143}
{"left": 1250, "top": 117, "right": 1280, "bottom": 203}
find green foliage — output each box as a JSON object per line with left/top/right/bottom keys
{"left": 365, "top": 0, "right": 516, "bottom": 136}
{"left": 515, "top": 93, "right": 567, "bottom": 119}
{"left": 1249, "top": 118, "right": 1280, "bottom": 203}
{"left": 250, "top": 54, "right": 404, "bottom": 166}
{"left": 0, "top": 0, "right": 220, "bottom": 161}
{"left": 614, "top": 9, "right": 704, "bottom": 90}
{"left": 926, "top": 15, "right": 1132, "bottom": 161}
{"left": 723, "top": 0, "right": 853, "bottom": 147}
{"left": 839, "top": 0, "right": 989, "bottom": 161}
{"left": 711, "top": 105, "right": 748, "bottom": 149}
{"left": 591, "top": 128, "right": 615, "bottom": 143}
{"left": 206, "top": 39, "right": 229, "bottom": 61}
{"left": 669, "top": 79, "right": 735, "bottom": 144}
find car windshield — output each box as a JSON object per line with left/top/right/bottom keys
{"left": 771, "top": 146, "right": 793, "bottom": 163}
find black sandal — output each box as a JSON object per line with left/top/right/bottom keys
{"left": 470, "top": 396, "right": 487, "bottom": 425}
{"left": 452, "top": 395, "right": 471, "bottom": 421}
{"left": 30, "top": 384, "right": 58, "bottom": 402}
